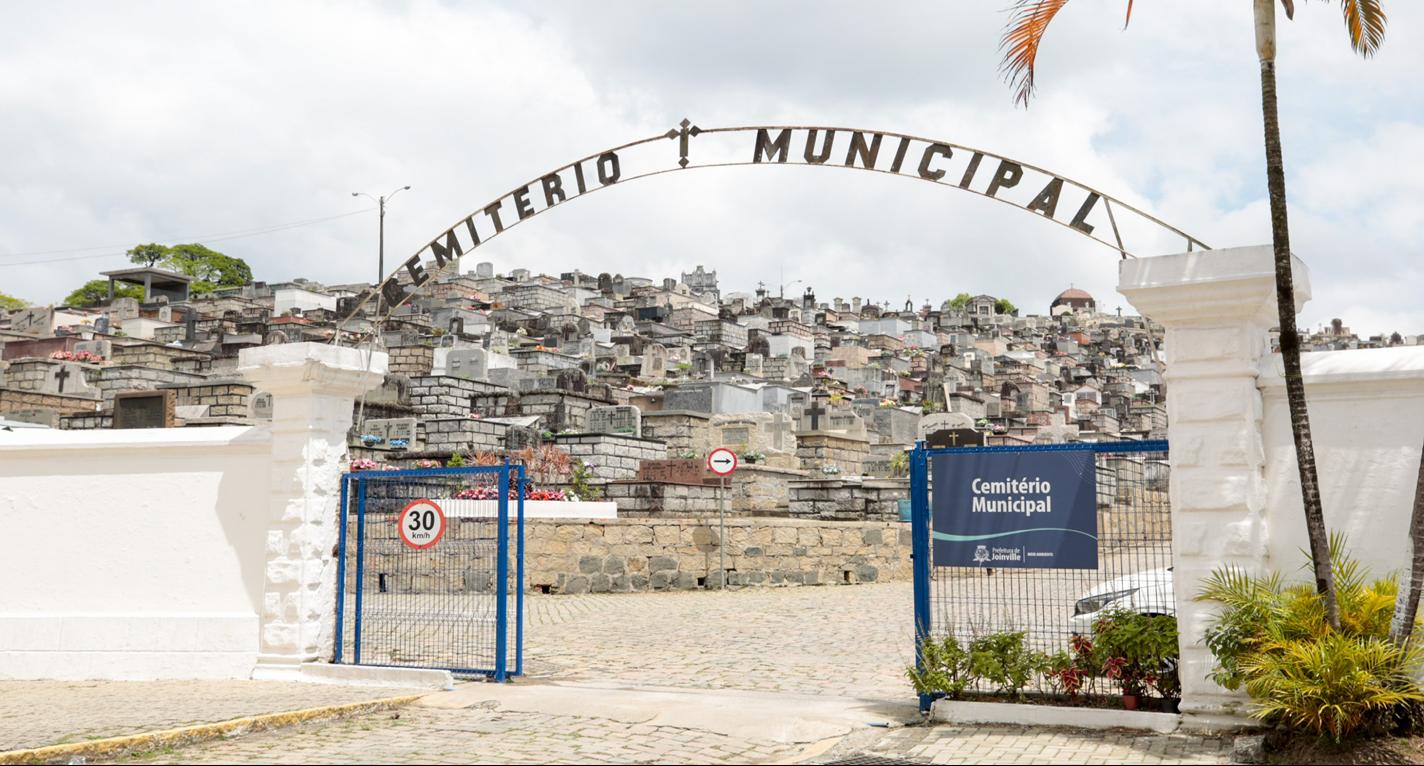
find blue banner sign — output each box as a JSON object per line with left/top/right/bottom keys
{"left": 931, "top": 449, "right": 1098, "bottom": 569}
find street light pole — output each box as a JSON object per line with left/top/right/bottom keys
{"left": 352, "top": 186, "right": 411, "bottom": 321}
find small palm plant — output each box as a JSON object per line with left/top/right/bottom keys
{"left": 1198, "top": 535, "right": 1424, "bottom": 741}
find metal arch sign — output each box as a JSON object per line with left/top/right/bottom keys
{"left": 337, "top": 119, "right": 1209, "bottom": 334}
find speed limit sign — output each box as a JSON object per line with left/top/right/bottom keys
{"left": 397, "top": 499, "right": 446, "bottom": 550}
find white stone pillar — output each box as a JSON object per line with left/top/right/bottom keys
{"left": 1119, "top": 245, "right": 1309, "bottom": 728}
{"left": 238, "top": 342, "right": 386, "bottom": 679}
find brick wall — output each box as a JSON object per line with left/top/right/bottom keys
{"left": 93, "top": 365, "right": 208, "bottom": 402}
{"left": 0, "top": 388, "right": 102, "bottom": 416}
{"left": 110, "top": 343, "right": 208, "bottom": 371}
{"left": 409, "top": 375, "right": 507, "bottom": 418}
{"left": 175, "top": 382, "right": 254, "bottom": 419}
{"left": 389, "top": 345, "right": 434, "bottom": 377}
{"left": 421, "top": 417, "right": 508, "bottom": 453}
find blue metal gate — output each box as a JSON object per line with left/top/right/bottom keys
{"left": 335, "top": 463, "right": 525, "bottom": 680}
{"left": 910, "top": 439, "right": 1171, "bottom": 710}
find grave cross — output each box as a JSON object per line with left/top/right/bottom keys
{"left": 664, "top": 117, "right": 702, "bottom": 168}
{"left": 806, "top": 401, "right": 827, "bottom": 431}
{"left": 54, "top": 366, "right": 71, "bottom": 393}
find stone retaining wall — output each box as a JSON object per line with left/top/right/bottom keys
{"left": 410, "top": 375, "right": 508, "bottom": 418}
{"left": 0, "top": 388, "right": 102, "bottom": 417}
{"left": 729, "top": 464, "right": 807, "bottom": 513}
{"left": 347, "top": 516, "right": 912, "bottom": 595}
{"left": 421, "top": 417, "right": 509, "bottom": 452}
{"left": 640, "top": 410, "right": 714, "bottom": 457}
{"left": 603, "top": 480, "right": 724, "bottom": 516}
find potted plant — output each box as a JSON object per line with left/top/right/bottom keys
{"left": 1092, "top": 610, "right": 1180, "bottom": 711}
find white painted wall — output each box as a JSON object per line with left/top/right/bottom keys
{"left": 273, "top": 287, "right": 338, "bottom": 315}
{"left": 1259, "top": 346, "right": 1424, "bottom": 577}
{"left": 0, "top": 427, "right": 272, "bottom": 679}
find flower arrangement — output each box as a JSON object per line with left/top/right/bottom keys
{"left": 821, "top": 464, "right": 842, "bottom": 476}
{"left": 453, "top": 485, "right": 567, "bottom": 502}
{"left": 414, "top": 459, "right": 442, "bottom": 469}
{"left": 348, "top": 458, "right": 397, "bottom": 471}
{"left": 739, "top": 450, "right": 766, "bottom": 465}
{"left": 50, "top": 350, "right": 104, "bottom": 363}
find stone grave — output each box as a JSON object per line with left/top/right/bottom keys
{"left": 363, "top": 417, "right": 421, "bottom": 451}
{"left": 638, "top": 343, "right": 668, "bottom": 379}
{"left": 919, "top": 412, "right": 982, "bottom": 447}
{"left": 111, "top": 297, "right": 141, "bottom": 320}
{"left": 447, "top": 348, "right": 488, "bottom": 382}
{"left": 43, "top": 362, "right": 98, "bottom": 398}
{"left": 587, "top": 404, "right": 641, "bottom": 437}
{"left": 636, "top": 458, "right": 713, "bottom": 486}
{"left": 74, "top": 339, "right": 112, "bottom": 359}
{"left": 9, "top": 307, "right": 54, "bottom": 337}
{"left": 113, "top": 390, "right": 176, "bottom": 429}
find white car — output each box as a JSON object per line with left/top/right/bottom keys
{"left": 1069, "top": 567, "right": 1175, "bottom": 635}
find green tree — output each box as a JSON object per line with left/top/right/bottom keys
{"left": 995, "top": 298, "right": 1017, "bottom": 315}
{"left": 126, "top": 242, "right": 168, "bottom": 267}
{"left": 998, "top": 0, "right": 1387, "bottom": 632}
{"left": 65, "top": 279, "right": 143, "bottom": 308}
{"left": 123, "top": 242, "right": 254, "bottom": 295}
{"left": 0, "top": 292, "right": 28, "bottom": 311}
{"left": 947, "top": 293, "right": 972, "bottom": 311}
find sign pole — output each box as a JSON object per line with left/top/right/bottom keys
{"left": 719, "top": 474, "right": 726, "bottom": 589}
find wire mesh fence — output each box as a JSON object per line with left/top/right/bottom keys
{"left": 920, "top": 441, "right": 1171, "bottom": 697}
{"left": 335, "top": 465, "right": 523, "bottom": 679}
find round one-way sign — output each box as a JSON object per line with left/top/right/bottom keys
{"left": 397, "top": 498, "right": 447, "bottom": 550}
{"left": 707, "top": 447, "right": 738, "bottom": 477}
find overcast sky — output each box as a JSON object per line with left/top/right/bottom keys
{"left": 2, "top": 1, "right": 1420, "bottom": 335}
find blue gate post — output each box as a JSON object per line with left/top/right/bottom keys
{"left": 909, "top": 441, "right": 933, "bottom": 714}
{"left": 494, "top": 462, "right": 510, "bottom": 682}
{"left": 353, "top": 475, "right": 367, "bottom": 666}
{"left": 334, "top": 473, "right": 350, "bottom": 663}
{"left": 515, "top": 463, "right": 526, "bottom": 677}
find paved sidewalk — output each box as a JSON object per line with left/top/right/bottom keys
{"left": 834, "top": 723, "right": 1234, "bottom": 765}
{"left": 0, "top": 680, "right": 425, "bottom": 752}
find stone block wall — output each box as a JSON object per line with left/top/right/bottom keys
{"left": 389, "top": 345, "right": 434, "bottom": 377}
{"left": 788, "top": 478, "right": 908, "bottom": 521}
{"left": 0, "top": 388, "right": 102, "bottom": 416}
{"left": 604, "top": 481, "right": 724, "bottom": 516}
{"left": 110, "top": 343, "right": 207, "bottom": 371}
{"left": 729, "top": 464, "right": 806, "bottom": 513}
{"left": 795, "top": 433, "right": 870, "bottom": 475}
{"left": 93, "top": 365, "right": 208, "bottom": 402}
{"left": 409, "top": 375, "right": 507, "bottom": 418}
{"left": 421, "top": 417, "right": 508, "bottom": 453}
{"left": 60, "top": 413, "right": 112, "bottom": 429}
{"left": 640, "top": 410, "right": 714, "bottom": 457}
{"left": 346, "top": 516, "right": 912, "bottom": 595}
{"left": 553, "top": 433, "right": 668, "bottom": 480}
{"left": 174, "top": 382, "right": 254, "bottom": 419}
{"left": 519, "top": 392, "right": 611, "bottom": 432}
{"left": 2, "top": 359, "right": 100, "bottom": 395}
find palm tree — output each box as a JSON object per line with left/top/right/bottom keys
{"left": 1000, "top": 0, "right": 1388, "bottom": 632}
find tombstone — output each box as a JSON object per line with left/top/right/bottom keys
{"left": 577, "top": 338, "right": 596, "bottom": 360}
{"left": 183, "top": 310, "right": 197, "bottom": 342}
{"left": 554, "top": 368, "right": 588, "bottom": 393}
{"left": 9, "top": 307, "right": 54, "bottom": 337}
{"left": 503, "top": 425, "right": 542, "bottom": 452}
{"left": 443, "top": 348, "right": 487, "bottom": 382}
{"left": 918, "top": 412, "right": 976, "bottom": 440}
{"left": 74, "top": 339, "right": 112, "bottom": 359}
{"left": 588, "top": 405, "right": 642, "bottom": 437}
{"left": 615, "top": 315, "right": 635, "bottom": 333}
{"left": 664, "top": 384, "right": 714, "bottom": 413}
{"left": 111, "top": 297, "right": 140, "bottom": 320}
{"left": 614, "top": 345, "right": 634, "bottom": 366}
{"left": 475, "top": 261, "right": 495, "bottom": 279}
{"left": 157, "top": 305, "right": 173, "bottom": 323}
{"left": 636, "top": 459, "right": 711, "bottom": 485}
{"left": 486, "top": 367, "right": 530, "bottom": 389}
{"left": 750, "top": 413, "right": 788, "bottom": 453}
{"left": 798, "top": 393, "right": 832, "bottom": 432}
{"left": 250, "top": 392, "right": 274, "bottom": 420}
{"left": 43, "top": 362, "right": 98, "bottom": 397}
{"left": 437, "top": 333, "right": 457, "bottom": 348}
{"left": 597, "top": 272, "right": 613, "bottom": 294}
{"left": 94, "top": 314, "right": 112, "bottom": 334}
{"left": 449, "top": 316, "right": 465, "bottom": 335}
{"left": 488, "top": 332, "right": 511, "bottom": 355}
{"left": 510, "top": 268, "right": 530, "bottom": 281}
{"left": 113, "top": 390, "right": 176, "bottom": 429}
{"left": 825, "top": 410, "right": 869, "bottom": 439}
{"left": 639, "top": 343, "right": 668, "bottom": 379}
{"left": 743, "top": 353, "right": 764, "bottom": 377}
{"left": 364, "top": 418, "right": 421, "bottom": 451}
{"left": 265, "top": 330, "right": 289, "bottom": 345}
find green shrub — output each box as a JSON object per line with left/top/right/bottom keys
{"left": 968, "top": 631, "right": 1042, "bottom": 697}
{"left": 1199, "top": 536, "right": 1424, "bottom": 741}
{"left": 1092, "top": 610, "right": 1180, "bottom": 698}
{"left": 906, "top": 635, "right": 972, "bottom": 699}
{"left": 445, "top": 452, "right": 466, "bottom": 468}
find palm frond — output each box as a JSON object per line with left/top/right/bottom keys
{"left": 999, "top": 0, "right": 1072, "bottom": 107}
{"left": 1339, "top": 0, "right": 1387, "bottom": 57}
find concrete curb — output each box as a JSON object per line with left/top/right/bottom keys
{"left": 0, "top": 694, "right": 423, "bottom": 765}
{"left": 933, "top": 699, "right": 1181, "bottom": 733}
